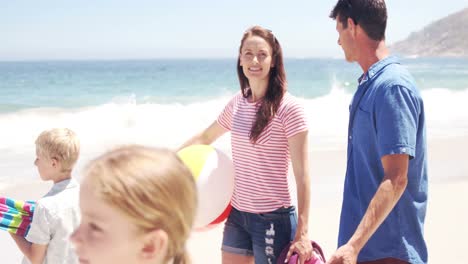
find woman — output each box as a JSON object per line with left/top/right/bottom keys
{"left": 180, "top": 25, "right": 313, "bottom": 263}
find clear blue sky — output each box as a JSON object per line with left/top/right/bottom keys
{"left": 2, "top": 0, "right": 467, "bottom": 60}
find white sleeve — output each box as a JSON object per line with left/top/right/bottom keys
{"left": 25, "top": 202, "right": 52, "bottom": 245}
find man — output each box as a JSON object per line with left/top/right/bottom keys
{"left": 327, "top": 1, "right": 428, "bottom": 263}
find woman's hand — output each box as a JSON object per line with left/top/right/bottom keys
{"left": 284, "top": 235, "right": 313, "bottom": 264}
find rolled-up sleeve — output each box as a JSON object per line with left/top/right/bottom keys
{"left": 281, "top": 99, "right": 308, "bottom": 138}
{"left": 376, "top": 85, "right": 420, "bottom": 159}
{"left": 217, "top": 95, "right": 238, "bottom": 131}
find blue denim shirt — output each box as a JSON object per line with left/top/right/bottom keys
{"left": 338, "top": 56, "right": 428, "bottom": 263}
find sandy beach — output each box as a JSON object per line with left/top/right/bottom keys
{"left": 1, "top": 135, "right": 467, "bottom": 263}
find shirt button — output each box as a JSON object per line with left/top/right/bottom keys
{"left": 349, "top": 136, "right": 352, "bottom": 140}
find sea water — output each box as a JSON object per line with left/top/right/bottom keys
{"left": 0, "top": 58, "right": 467, "bottom": 186}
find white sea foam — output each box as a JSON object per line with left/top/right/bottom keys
{"left": 0, "top": 87, "right": 467, "bottom": 184}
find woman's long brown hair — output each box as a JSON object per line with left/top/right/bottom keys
{"left": 237, "top": 26, "right": 287, "bottom": 143}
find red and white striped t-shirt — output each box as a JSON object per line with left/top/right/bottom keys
{"left": 217, "top": 92, "right": 308, "bottom": 213}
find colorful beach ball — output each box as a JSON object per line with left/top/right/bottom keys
{"left": 177, "top": 144, "right": 234, "bottom": 230}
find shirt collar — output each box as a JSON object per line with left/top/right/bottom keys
{"left": 46, "top": 178, "right": 79, "bottom": 196}
{"left": 358, "top": 55, "right": 400, "bottom": 84}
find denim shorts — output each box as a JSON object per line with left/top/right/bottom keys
{"left": 221, "top": 206, "right": 297, "bottom": 264}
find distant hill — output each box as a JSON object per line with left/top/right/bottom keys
{"left": 390, "top": 7, "right": 468, "bottom": 58}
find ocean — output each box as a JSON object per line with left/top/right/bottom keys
{"left": 1, "top": 58, "right": 467, "bottom": 186}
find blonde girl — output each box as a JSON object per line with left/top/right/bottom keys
{"left": 71, "top": 145, "right": 197, "bottom": 264}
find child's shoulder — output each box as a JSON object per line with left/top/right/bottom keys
{"left": 38, "top": 178, "right": 80, "bottom": 212}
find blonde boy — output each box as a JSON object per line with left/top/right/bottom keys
{"left": 10, "top": 128, "right": 80, "bottom": 264}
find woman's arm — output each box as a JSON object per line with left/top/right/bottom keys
{"left": 178, "top": 121, "right": 228, "bottom": 151}
{"left": 285, "top": 130, "right": 313, "bottom": 264}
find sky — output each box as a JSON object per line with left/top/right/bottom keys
{"left": 2, "top": 0, "right": 467, "bottom": 60}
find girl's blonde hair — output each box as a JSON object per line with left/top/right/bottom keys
{"left": 84, "top": 145, "right": 197, "bottom": 264}
{"left": 35, "top": 128, "right": 80, "bottom": 172}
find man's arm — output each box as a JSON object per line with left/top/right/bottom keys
{"left": 327, "top": 154, "right": 409, "bottom": 264}
{"left": 10, "top": 233, "right": 48, "bottom": 264}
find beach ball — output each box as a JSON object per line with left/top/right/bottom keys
{"left": 177, "top": 144, "right": 234, "bottom": 230}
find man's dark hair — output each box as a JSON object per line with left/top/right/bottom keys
{"left": 329, "top": 0, "right": 387, "bottom": 41}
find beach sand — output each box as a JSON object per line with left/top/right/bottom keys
{"left": 1, "top": 136, "right": 467, "bottom": 263}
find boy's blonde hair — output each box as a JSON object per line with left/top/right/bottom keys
{"left": 84, "top": 145, "right": 197, "bottom": 264}
{"left": 35, "top": 128, "right": 80, "bottom": 172}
